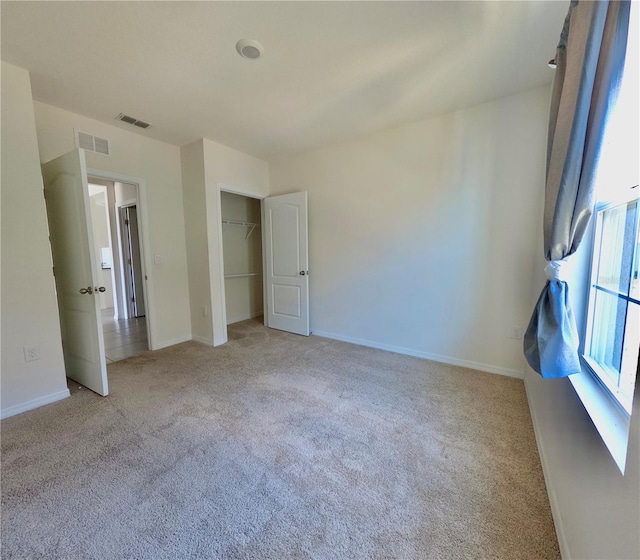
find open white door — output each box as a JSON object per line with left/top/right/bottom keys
{"left": 263, "top": 191, "right": 310, "bottom": 336}
{"left": 42, "top": 149, "right": 109, "bottom": 396}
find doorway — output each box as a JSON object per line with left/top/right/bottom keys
{"left": 213, "top": 186, "right": 309, "bottom": 344}
{"left": 221, "top": 191, "right": 264, "bottom": 326}
{"left": 87, "top": 176, "right": 149, "bottom": 363}
{"left": 43, "top": 150, "right": 156, "bottom": 395}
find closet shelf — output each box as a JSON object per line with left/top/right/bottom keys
{"left": 222, "top": 219, "right": 260, "bottom": 240}
{"left": 224, "top": 272, "right": 262, "bottom": 279}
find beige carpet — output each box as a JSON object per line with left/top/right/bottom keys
{"left": 1, "top": 319, "right": 559, "bottom": 559}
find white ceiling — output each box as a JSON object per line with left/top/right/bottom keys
{"left": 1, "top": 1, "right": 567, "bottom": 158}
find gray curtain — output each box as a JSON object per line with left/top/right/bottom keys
{"left": 524, "top": 0, "right": 631, "bottom": 378}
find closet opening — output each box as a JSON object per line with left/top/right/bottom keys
{"left": 88, "top": 177, "right": 149, "bottom": 363}
{"left": 220, "top": 191, "right": 264, "bottom": 327}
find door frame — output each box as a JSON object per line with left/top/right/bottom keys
{"left": 211, "top": 182, "right": 266, "bottom": 346}
{"left": 87, "top": 168, "right": 156, "bottom": 350}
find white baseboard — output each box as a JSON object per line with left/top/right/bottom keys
{"left": 226, "top": 310, "right": 263, "bottom": 325}
{"left": 192, "top": 335, "right": 214, "bottom": 346}
{"left": 312, "top": 330, "right": 524, "bottom": 379}
{"left": 1, "top": 388, "right": 70, "bottom": 420}
{"left": 525, "top": 377, "right": 570, "bottom": 559}
{"left": 152, "top": 334, "right": 192, "bottom": 350}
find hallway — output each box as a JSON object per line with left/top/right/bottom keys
{"left": 101, "top": 309, "right": 148, "bottom": 362}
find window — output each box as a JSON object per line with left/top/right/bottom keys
{"left": 582, "top": 3, "right": 639, "bottom": 418}
{"left": 584, "top": 192, "right": 639, "bottom": 414}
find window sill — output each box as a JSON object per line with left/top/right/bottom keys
{"left": 569, "top": 368, "right": 631, "bottom": 474}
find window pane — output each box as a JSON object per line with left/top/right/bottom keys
{"left": 595, "top": 201, "right": 638, "bottom": 296}
{"left": 588, "top": 289, "right": 626, "bottom": 380}
{"left": 630, "top": 210, "right": 640, "bottom": 301}
{"left": 619, "top": 302, "right": 640, "bottom": 411}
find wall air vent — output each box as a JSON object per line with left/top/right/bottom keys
{"left": 74, "top": 130, "right": 110, "bottom": 156}
{"left": 116, "top": 113, "right": 153, "bottom": 130}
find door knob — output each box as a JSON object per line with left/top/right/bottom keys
{"left": 96, "top": 286, "right": 106, "bottom": 293}
{"left": 299, "top": 271, "right": 306, "bottom": 276}
{"left": 79, "top": 286, "right": 93, "bottom": 294}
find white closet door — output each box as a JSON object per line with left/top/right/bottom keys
{"left": 263, "top": 192, "right": 309, "bottom": 336}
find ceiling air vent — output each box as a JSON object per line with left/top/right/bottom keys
{"left": 116, "top": 113, "right": 153, "bottom": 130}
{"left": 74, "top": 130, "right": 110, "bottom": 156}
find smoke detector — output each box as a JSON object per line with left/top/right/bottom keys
{"left": 236, "top": 39, "right": 263, "bottom": 60}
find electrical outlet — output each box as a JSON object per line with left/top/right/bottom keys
{"left": 23, "top": 346, "right": 40, "bottom": 362}
{"left": 202, "top": 306, "right": 208, "bottom": 317}
{"left": 508, "top": 326, "right": 525, "bottom": 340}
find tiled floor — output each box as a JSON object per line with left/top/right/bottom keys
{"left": 101, "top": 309, "right": 148, "bottom": 363}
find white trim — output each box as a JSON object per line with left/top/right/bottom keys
{"left": 261, "top": 201, "right": 268, "bottom": 329}
{"left": 152, "top": 334, "right": 192, "bottom": 350}
{"left": 312, "top": 330, "right": 524, "bottom": 379}
{"left": 217, "top": 182, "right": 265, "bottom": 201}
{"left": 226, "top": 310, "right": 263, "bottom": 325}
{"left": 192, "top": 335, "right": 214, "bottom": 346}
{"left": 117, "top": 198, "right": 137, "bottom": 208}
{"left": 0, "top": 389, "right": 71, "bottom": 420}
{"left": 86, "top": 168, "right": 155, "bottom": 352}
{"left": 209, "top": 184, "right": 228, "bottom": 346}
{"left": 568, "top": 369, "right": 630, "bottom": 473}
{"left": 525, "top": 377, "right": 571, "bottom": 560}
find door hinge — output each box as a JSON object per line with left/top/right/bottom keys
{"left": 52, "top": 266, "right": 55, "bottom": 277}
{"left": 131, "top": 296, "right": 135, "bottom": 303}
{"left": 125, "top": 219, "right": 129, "bottom": 226}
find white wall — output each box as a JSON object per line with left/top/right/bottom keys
{"left": 526, "top": 366, "right": 640, "bottom": 559}
{"left": 221, "top": 192, "right": 263, "bottom": 324}
{"left": 1, "top": 62, "right": 69, "bottom": 417}
{"left": 33, "top": 101, "right": 191, "bottom": 349}
{"left": 180, "top": 140, "right": 213, "bottom": 343}
{"left": 269, "top": 86, "right": 550, "bottom": 377}
{"left": 115, "top": 182, "right": 137, "bottom": 205}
